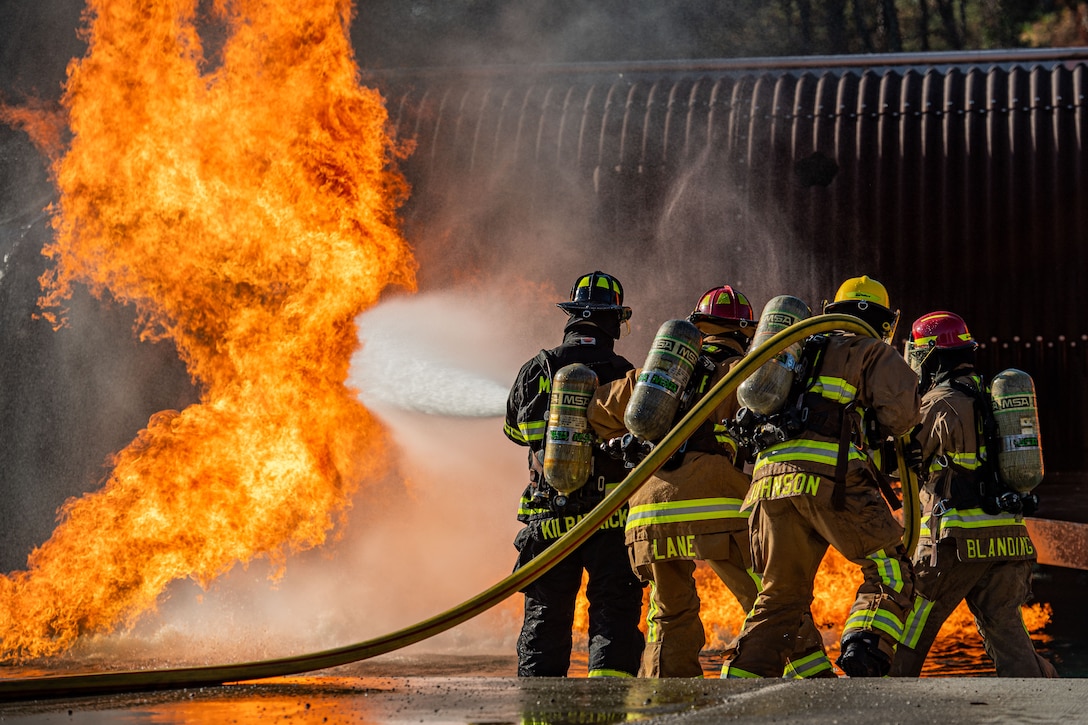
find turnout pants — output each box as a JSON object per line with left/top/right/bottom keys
{"left": 892, "top": 540, "right": 1057, "bottom": 677}
{"left": 514, "top": 522, "right": 644, "bottom": 677}
{"left": 635, "top": 532, "right": 832, "bottom": 678}
{"left": 634, "top": 531, "right": 757, "bottom": 678}
{"left": 723, "top": 482, "right": 914, "bottom": 678}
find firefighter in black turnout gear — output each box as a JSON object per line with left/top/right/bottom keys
{"left": 504, "top": 271, "right": 644, "bottom": 677}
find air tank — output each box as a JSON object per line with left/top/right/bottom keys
{"left": 737, "top": 295, "right": 812, "bottom": 415}
{"left": 990, "top": 368, "right": 1044, "bottom": 493}
{"left": 623, "top": 319, "right": 703, "bottom": 443}
{"left": 542, "top": 363, "right": 599, "bottom": 494}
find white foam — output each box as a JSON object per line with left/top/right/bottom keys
{"left": 348, "top": 290, "right": 518, "bottom": 418}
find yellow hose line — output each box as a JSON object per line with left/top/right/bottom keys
{"left": 896, "top": 435, "right": 922, "bottom": 555}
{"left": 0, "top": 313, "right": 886, "bottom": 701}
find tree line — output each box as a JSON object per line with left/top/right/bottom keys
{"left": 350, "top": 0, "right": 1088, "bottom": 69}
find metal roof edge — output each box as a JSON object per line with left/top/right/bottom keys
{"left": 364, "top": 47, "right": 1088, "bottom": 83}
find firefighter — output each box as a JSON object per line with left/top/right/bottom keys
{"left": 721, "top": 275, "right": 921, "bottom": 678}
{"left": 504, "top": 270, "right": 644, "bottom": 677}
{"left": 890, "top": 311, "right": 1058, "bottom": 677}
{"left": 588, "top": 286, "right": 833, "bottom": 678}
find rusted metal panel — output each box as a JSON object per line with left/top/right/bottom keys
{"left": 1025, "top": 517, "right": 1088, "bottom": 570}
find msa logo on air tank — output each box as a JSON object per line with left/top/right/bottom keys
{"left": 560, "top": 393, "right": 590, "bottom": 407}
{"left": 652, "top": 337, "right": 700, "bottom": 366}
{"left": 765, "top": 312, "right": 800, "bottom": 327}
{"left": 994, "top": 394, "right": 1034, "bottom": 411}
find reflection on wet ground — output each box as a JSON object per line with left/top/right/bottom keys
{"left": 1, "top": 668, "right": 1086, "bottom": 724}
{"left": 0, "top": 567, "right": 1083, "bottom": 723}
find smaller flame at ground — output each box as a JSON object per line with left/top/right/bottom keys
{"left": 573, "top": 549, "right": 1051, "bottom": 676}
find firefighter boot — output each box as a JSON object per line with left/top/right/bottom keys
{"left": 836, "top": 632, "right": 890, "bottom": 677}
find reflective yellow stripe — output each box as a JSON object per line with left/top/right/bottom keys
{"left": 714, "top": 423, "right": 740, "bottom": 456}
{"left": 901, "top": 595, "right": 935, "bottom": 649}
{"left": 927, "top": 450, "right": 980, "bottom": 475}
{"left": 626, "top": 497, "right": 747, "bottom": 530}
{"left": 645, "top": 580, "right": 661, "bottom": 643}
{"left": 843, "top": 607, "right": 904, "bottom": 641}
{"left": 783, "top": 650, "right": 834, "bottom": 679}
{"left": 812, "top": 375, "right": 857, "bottom": 404}
{"left": 937, "top": 508, "right": 1028, "bottom": 530}
{"left": 871, "top": 548, "right": 909, "bottom": 594}
{"left": 588, "top": 669, "right": 634, "bottom": 678}
{"left": 721, "top": 664, "right": 763, "bottom": 679}
{"left": 754, "top": 439, "right": 866, "bottom": 472}
{"left": 517, "top": 419, "right": 546, "bottom": 443}
{"left": 517, "top": 502, "right": 550, "bottom": 517}
{"left": 504, "top": 423, "right": 527, "bottom": 444}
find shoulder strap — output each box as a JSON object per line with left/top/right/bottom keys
{"left": 794, "top": 333, "right": 831, "bottom": 394}
{"left": 948, "top": 375, "right": 1003, "bottom": 493}
{"left": 585, "top": 355, "right": 632, "bottom": 385}
{"left": 536, "top": 349, "right": 555, "bottom": 380}
{"left": 659, "top": 352, "right": 721, "bottom": 469}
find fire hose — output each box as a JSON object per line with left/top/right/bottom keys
{"left": 0, "top": 313, "right": 896, "bottom": 701}
{"left": 896, "top": 435, "right": 922, "bottom": 555}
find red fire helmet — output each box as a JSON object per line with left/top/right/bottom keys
{"left": 689, "top": 285, "right": 755, "bottom": 335}
{"left": 911, "top": 310, "right": 978, "bottom": 350}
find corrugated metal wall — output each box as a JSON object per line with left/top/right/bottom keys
{"left": 375, "top": 50, "right": 1088, "bottom": 471}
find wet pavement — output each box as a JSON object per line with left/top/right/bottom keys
{"left": 0, "top": 563, "right": 1082, "bottom": 724}
{"left": 0, "top": 669, "right": 1085, "bottom": 724}
{"left": 0, "top": 562, "right": 1083, "bottom": 722}
{"left": 1, "top": 493, "right": 1082, "bottom": 725}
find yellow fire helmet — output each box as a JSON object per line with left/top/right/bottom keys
{"left": 833, "top": 275, "right": 890, "bottom": 308}
{"left": 823, "top": 275, "right": 899, "bottom": 341}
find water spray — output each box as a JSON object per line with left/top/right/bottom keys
{"left": 350, "top": 293, "right": 508, "bottom": 418}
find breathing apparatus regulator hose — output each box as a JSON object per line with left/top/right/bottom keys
{"left": 0, "top": 313, "right": 894, "bottom": 702}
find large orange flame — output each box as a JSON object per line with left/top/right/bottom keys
{"left": 0, "top": 0, "right": 415, "bottom": 660}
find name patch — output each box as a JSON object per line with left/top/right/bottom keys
{"left": 958, "top": 535, "right": 1035, "bottom": 561}
{"left": 745, "top": 472, "right": 821, "bottom": 504}
{"left": 539, "top": 509, "right": 628, "bottom": 540}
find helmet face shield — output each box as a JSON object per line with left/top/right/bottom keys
{"left": 903, "top": 338, "right": 933, "bottom": 377}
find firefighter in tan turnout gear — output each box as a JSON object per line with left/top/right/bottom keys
{"left": 890, "top": 311, "right": 1057, "bottom": 677}
{"left": 504, "top": 271, "right": 644, "bottom": 678}
{"left": 588, "top": 286, "right": 832, "bottom": 678}
{"left": 721, "top": 275, "right": 920, "bottom": 678}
